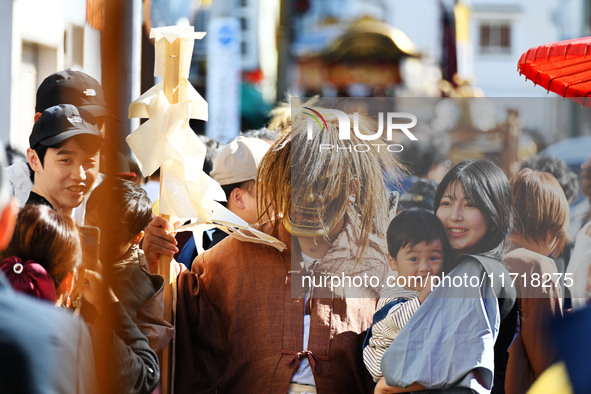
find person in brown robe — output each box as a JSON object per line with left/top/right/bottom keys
{"left": 143, "top": 109, "right": 403, "bottom": 393}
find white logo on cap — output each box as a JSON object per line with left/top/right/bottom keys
{"left": 83, "top": 88, "right": 97, "bottom": 97}
{"left": 68, "top": 115, "right": 83, "bottom": 123}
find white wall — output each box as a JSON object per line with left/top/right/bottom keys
{"left": 0, "top": 1, "right": 14, "bottom": 147}
{"left": 2, "top": 0, "right": 103, "bottom": 154}
{"left": 258, "top": 0, "right": 279, "bottom": 102}
{"left": 63, "top": 0, "right": 87, "bottom": 26}
{"left": 386, "top": 0, "right": 440, "bottom": 60}
{"left": 9, "top": 0, "right": 65, "bottom": 153}
{"left": 470, "top": 0, "right": 584, "bottom": 97}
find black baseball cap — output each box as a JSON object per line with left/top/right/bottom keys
{"left": 29, "top": 104, "right": 103, "bottom": 149}
{"left": 35, "top": 69, "right": 110, "bottom": 118}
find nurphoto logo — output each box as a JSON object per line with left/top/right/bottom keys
{"left": 302, "top": 106, "right": 418, "bottom": 152}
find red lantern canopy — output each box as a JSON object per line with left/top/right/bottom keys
{"left": 518, "top": 36, "right": 591, "bottom": 107}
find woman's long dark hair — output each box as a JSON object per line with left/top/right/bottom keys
{"left": 434, "top": 159, "right": 513, "bottom": 261}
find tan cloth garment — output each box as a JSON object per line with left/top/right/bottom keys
{"left": 174, "top": 219, "right": 388, "bottom": 393}
{"left": 287, "top": 383, "right": 317, "bottom": 394}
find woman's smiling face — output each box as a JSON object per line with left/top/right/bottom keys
{"left": 436, "top": 181, "right": 488, "bottom": 254}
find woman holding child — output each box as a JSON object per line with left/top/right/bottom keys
{"left": 375, "top": 159, "right": 517, "bottom": 394}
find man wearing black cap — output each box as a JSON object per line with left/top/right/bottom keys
{"left": 26, "top": 104, "right": 102, "bottom": 216}
{"left": 35, "top": 69, "right": 111, "bottom": 123}
{"left": 7, "top": 69, "right": 110, "bottom": 211}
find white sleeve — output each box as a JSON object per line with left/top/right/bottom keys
{"left": 363, "top": 297, "right": 421, "bottom": 382}
{"left": 385, "top": 297, "right": 421, "bottom": 334}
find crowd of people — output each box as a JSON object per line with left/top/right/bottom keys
{"left": 0, "top": 67, "right": 590, "bottom": 394}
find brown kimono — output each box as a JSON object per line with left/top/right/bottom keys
{"left": 174, "top": 221, "right": 388, "bottom": 393}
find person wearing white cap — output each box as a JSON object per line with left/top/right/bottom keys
{"left": 210, "top": 136, "right": 271, "bottom": 225}
{"left": 176, "top": 136, "right": 271, "bottom": 267}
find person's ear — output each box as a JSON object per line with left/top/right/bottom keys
{"left": 388, "top": 255, "right": 398, "bottom": 271}
{"left": 131, "top": 231, "right": 144, "bottom": 246}
{"left": 0, "top": 199, "right": 17, "bottom": 251}
{"left": 230, "top": 187, "right": 246, "bottom": 210}
{"left": 27, "top": 148, "right": 42, "bottom": 172}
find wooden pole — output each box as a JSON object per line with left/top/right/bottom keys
{"left": 158, "top": 37, "right": 182, "bottom": 394}
{"left": 163, "top": 39, "right": 181, "bottom": 103}
{"left": 501, "top": 109, "right": 521, "bottom": 178}
{"left": 101, "top": 1, "right": 127, "bottom": 392}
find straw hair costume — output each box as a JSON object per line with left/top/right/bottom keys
{"left": 175, "top": 108, "right": 404, "bottom": 393}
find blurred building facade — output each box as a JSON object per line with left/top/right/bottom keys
{"left": 289, "top": 0, "right": 590, "bottom": 144}
{"left": 0, "top": 0, "right": 102, "bottom": 154}
{"left": 292, "top": 0, "right": 586, "bottom": 98}
{"left": 1, "top": 0, "right": 589, "bottom": 152}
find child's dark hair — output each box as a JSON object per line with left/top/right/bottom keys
{"left": 87, "top": 178, "right": 152, "bottom": 239}
{"left": 386, "top": 208, "right": 451, "bottom": 267}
